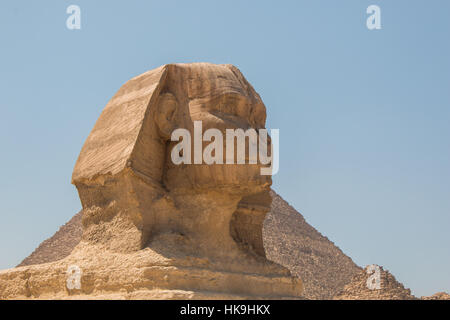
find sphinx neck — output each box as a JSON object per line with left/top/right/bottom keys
{"left": 170, "top": 190, "right": 244, "bottom": 257}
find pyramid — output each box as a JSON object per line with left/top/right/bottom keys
{"left": 333, "top": 265, "right": 416, "bottom": 300}
{"left": 264, "top": 192, "right": 361, "bottom": 299}
{"left": 421, "top": 292, "right": 450, "bottom": 300}
{"left": 18, "top": 212, "right": 83, "bottom": 267}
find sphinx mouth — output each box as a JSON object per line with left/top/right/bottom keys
{"left": 238, "top": 202, "right": 271, "bottom": 213}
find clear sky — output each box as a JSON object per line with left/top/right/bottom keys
{"left": 0, "top": 0, "right": 449, "bottom": 297}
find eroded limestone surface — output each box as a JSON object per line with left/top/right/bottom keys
{"left": 0, "top": 63, "right": 303, "bottom": 299}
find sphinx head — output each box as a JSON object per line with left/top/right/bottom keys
{"left": 158, "top": 64, "right": 272, "bottom": 195}
{"left": 72, "top": 63, "right": 273, "bottom": 254}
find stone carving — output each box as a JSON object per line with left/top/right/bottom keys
{"left": 0, "top": 63, "right": 303, "bottom": 299}
{"left": 73, "top": 63, "right": 272, "bottom": 257}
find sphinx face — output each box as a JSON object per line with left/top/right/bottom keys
{"left": 161, "top": 64, "right": 272, "bottom": 194}
{"left": 71, "top": 63, "right": 275, "bottom": 254}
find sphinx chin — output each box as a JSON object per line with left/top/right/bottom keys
{"left": 0, "top": 63, "right": 303, "bottom": 300}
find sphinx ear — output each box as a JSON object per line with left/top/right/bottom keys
{"left": 155, "top": 93, "right": 178, "bottom": 140}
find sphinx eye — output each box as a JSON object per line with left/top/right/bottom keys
{"left": 166, "top": 107, "right": 175, "bottom": 121}
{"left": 248, "top": 104, "right": 255, "bottom": 118}
{"left": 164, "top": 101, "right": 177, "bottom": 121}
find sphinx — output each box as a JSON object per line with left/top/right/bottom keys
{"left": 0, "top": 63, "right": 302, "bottom": 299}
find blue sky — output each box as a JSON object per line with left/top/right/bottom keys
{"left": 0, "top": 0, "right": 449, "bottom": 297}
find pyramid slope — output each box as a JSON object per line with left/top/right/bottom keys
{"left": 264, "top": 191, "right": 361, "bottom": 299}
{"left": 421, "top": 292, "right": 450, "bottom": 300}
{"left": 18, "top": 191, "right": 360, "bottom": 299}
{"left": 17, "top": 212, "right": 83, "bottom": 267}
